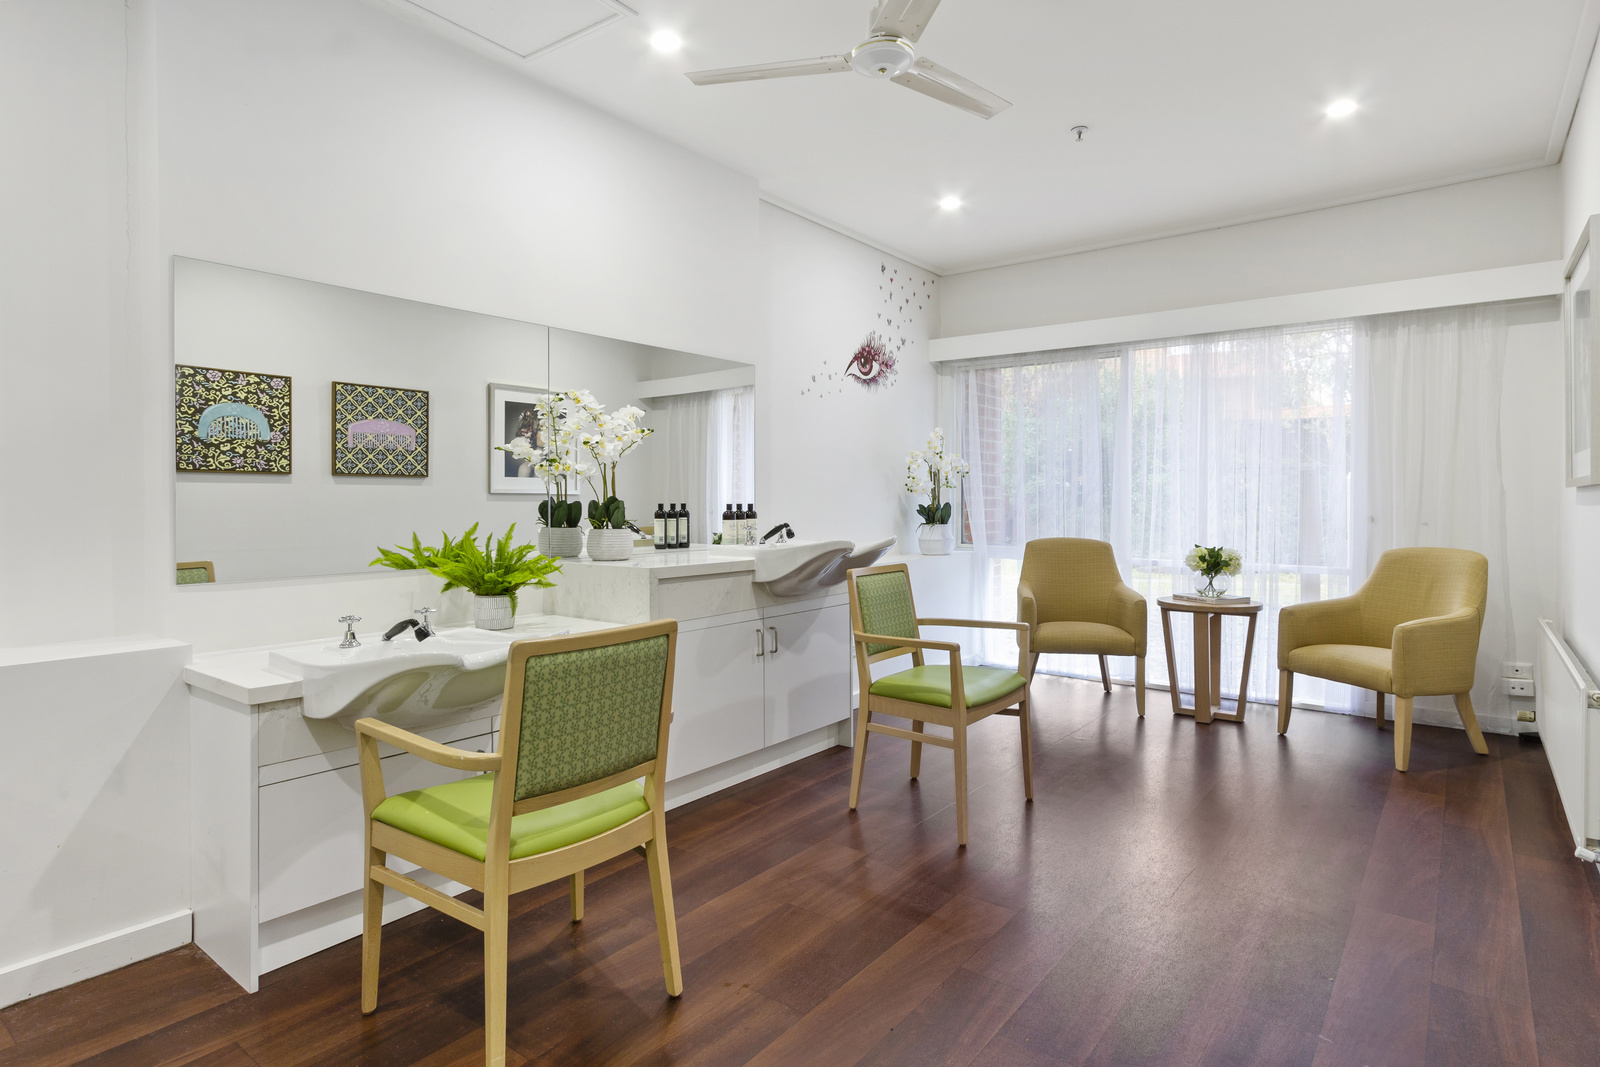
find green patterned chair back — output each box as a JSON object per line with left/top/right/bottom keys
{"left": 852, "top": 568, "right": 919, "bottom": 656}
{"left": 176, "top": 562, "right": 214, "bottom": 584}
{"left": 512, "top": 633, "right": 670, "bottom": 803}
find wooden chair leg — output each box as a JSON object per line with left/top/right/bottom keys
{"left": 909, "top": 720, "right": 924, "bottom": 779}
{"left": 483, "top": 888, "right": 510, "bottom": 1067}
{"left": 1376, "top": 691, "right": 1386, "bottom": 730}
{"left": 848, "top": 706, "right": 871, "bottom": 810}
{"left": 1278, "top": 671, "right": 1294, "bottom": 734}
{"left": 1017, "top": 693, "right": 1034, "bottom": 800}
{"left": 954, "top": 718, "right": 970, "bottom": 847}
{"left": 1394, "top": 696, "right": 1414, "bottom": 772}
{"left": 360, "top": 843, "right": 384, "bottom": 1015}
{"left": 645, "top": 819, "right": 683, "bottom": 997}
{"left": 1455, "top": 692, "right": 1490, "bottom": 755}
{"left": 570, "top": 870, "right": 584, "bottom": 923}
{"left": 1098, "top": 655, "right": 1111, "bottom": 694}
{"left": 1135, "top": 656, "right": 1146, "bottom": 717}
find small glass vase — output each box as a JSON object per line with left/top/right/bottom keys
{"left": 1194, "top": 572, "right": 1231, "bottom": 598}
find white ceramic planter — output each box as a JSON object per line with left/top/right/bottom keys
{"left": 586, "top": 527, "right": 634, "bottom": 561}
{"left": 473, "top": 595, "right": 514, "bottom": 631}
{"left": 918, "top": 523, "right": 956, "bottom": 556}
{"left": 537, "top": 526, "right": 584, "bottom": 559}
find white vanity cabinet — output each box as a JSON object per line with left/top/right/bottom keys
{"left": 669, "top": 601, "right": 850, "bottom": 779}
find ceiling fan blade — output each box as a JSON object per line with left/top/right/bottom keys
{"left": 890, "top": 56, "right": 1011, "bottom": 118}
{"left": 686, "top": 55, "right": 852, "bottom": 85}
{"left": 869, "top": 0, "right": 943, "bottom": 44}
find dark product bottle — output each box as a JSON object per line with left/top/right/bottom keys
{"left": 665, "top": 504, "right": 679, "bottom": 548}
{"left": 733, "top": 503, "right": 746, "bottom": 545}
{"left": 744, "top": 502, "right": 756, "bottom": 546}
{"left": 678, "top": 503, "right": 691, "bottom": 548}
{"left": 654, "top": 503, "right": 666, "bottom": 550}
{"left": 721, "top": 503, "right": 735, "bottom": 544}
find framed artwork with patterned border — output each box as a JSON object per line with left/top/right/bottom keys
{"left": 488, "top": 382, "right": 549, "bottom": 495}
{"left": 174, "top": 364, "right": 292, "bottom": 474}
{"left": 331, "top": 381, "right": 430, "bottom": 477}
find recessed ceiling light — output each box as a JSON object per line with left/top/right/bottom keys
{"left": 939, "top": 195, "right": 962, "bottom": 211}
{"left": 650, "top": 29, "right": 683, "bottom": 54}
{"left": 1325, "top": 98, "right": 1358, "bottom": 119}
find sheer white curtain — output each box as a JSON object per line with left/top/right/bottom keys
{"left": 654, "top": 386, "right": 755, "bottom": 543}
{"left": 953, "top": 322, "right": 1357, "bottom": 708}
{"left": 1357, "top": 304, "right": 1512, "bottom": 717}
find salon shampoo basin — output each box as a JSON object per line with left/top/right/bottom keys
{"left": 716, "top": 536, "right": 895, "bottom": 597}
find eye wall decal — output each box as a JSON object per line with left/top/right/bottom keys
{"left": 845, "top": 332, "right": 897, "bottom": 388}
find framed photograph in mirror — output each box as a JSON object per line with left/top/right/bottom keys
{"left": 331, "top": 381, "right": 429, "bottom": 477}
{"left": 488, "top": 382, "right": 549, "bottom": 494}
{"left": 1566, "top": 216, "right": 1600, "bottom": 487}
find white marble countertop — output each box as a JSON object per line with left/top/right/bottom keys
{"left": 554, "top": 546, "right": 756, "bottom": 577}
{"left": 183, "top": 614, "right": 618, "bottom": 707}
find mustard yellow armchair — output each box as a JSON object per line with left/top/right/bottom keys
{"left": 1017, "top": 538, "right": 1147, "bottom": 715}
{"left": 1277, "top": 547, "right": 1489, "bottom": 772}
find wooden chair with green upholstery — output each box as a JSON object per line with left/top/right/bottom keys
{"left": 1277, "top": 547, "right": 1490, "bottom": 772}
{"left": 847, "top": 562, "right": 1032, "bottom": 847}
{"left": 176, "top": 560, "right": 215, "bottom": 584}
{"left": 1017, "top": 538, "right": 1148, "bottom": 715}
{"left": 354, "top": 619, "right": 682, "bottom": 1067}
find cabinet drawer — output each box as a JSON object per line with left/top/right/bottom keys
{"left": 258, "top": 731, "right": 494, "bottom": 922}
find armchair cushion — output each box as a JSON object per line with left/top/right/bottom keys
{"left": 1034, "top": 621, "right": 1138, "bottom": 657}
{"left": 1283, "top": 644, "right": 1393, "bottom": 693}
{"left": 372, "top": 774, "right": 647, "bottom": 862}
{"left": 869, "top": 665, "right": 1026, "bottom": 709}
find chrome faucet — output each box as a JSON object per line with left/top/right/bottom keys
{"left": 761, "top": 522, "right": 796, "bottom": 544}
{"left": 382, "top": 607, "right": 437, "bottom": 643}
{"left": 338, "top": 615, "right": 362, "bottom": 649}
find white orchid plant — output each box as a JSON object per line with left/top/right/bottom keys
{"left": 905, "top": 428, "right": 968, "bottom": 527}
{"left": 563, "top": 390, "right": 653, "bottom": 530}
{"left": 494, "top": 391, "right": 607, "bottom": 528}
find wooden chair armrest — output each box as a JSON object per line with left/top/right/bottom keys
{"left": 354, "top": 717, "right": 503, "bottom": 772}
{"left": 853, "top": 632, "right": 961, "bottom": 655}
{"left": 917, "top": 617, "right": 1028, "bottom": 632}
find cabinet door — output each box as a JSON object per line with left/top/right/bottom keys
{"left": 668, "top": 620, "right": 766, "bottom": 779}
{"left": 764, "top": 604, "right": 850, "bottom": 745}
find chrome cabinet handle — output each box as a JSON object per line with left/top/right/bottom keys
{"left": 768, "top": 626, "right": 778, "bottom": 655}
{"left": 755, "top": 627, "right": 765, "bottom": 657}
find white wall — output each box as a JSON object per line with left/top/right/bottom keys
{"left": 0, "top": 639, "right": 193, "bottom": 1007}
{"left": 759, "top": 203, "right": 940, "bottom": 552}
{"left": 940, "top": 167, "right": 1563, "bottom": 338}
{"left": 1562, "top": 49, "right": 1600, "bottom": 672}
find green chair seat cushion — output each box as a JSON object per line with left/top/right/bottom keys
{"left": 869, "top": 665, "right": 1027, "bottom": 709}
{"left": 372, "top": 773, "right": 648, "bottom": 862}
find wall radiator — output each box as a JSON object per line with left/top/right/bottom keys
{"left": 1537, "top": 619, "right": 1600, "bottom": 852}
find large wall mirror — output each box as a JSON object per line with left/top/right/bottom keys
{"left": 173, "top": 257, "right": 753, "bottom": 583}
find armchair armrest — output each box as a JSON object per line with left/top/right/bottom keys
{"left": 355, "top": 718, "right": 503, "bottom": 771}
{"left": 918, "top": 618, "right": 1030, "bottom": 675}
{"left": 853, "top": 632, "right": 961, "bottom": 656}
{"left": 1017, "top": 579, "right": 1038, "bottom": 631}
{"left": 354, "top": 717, "right": 502, "bottom": 816}
{"left": 1107, "top": 585, "right": 1148, "bottom": 655}
{"left": 1391, "top": 607, "right": 1482, "bottom": 697}
{"left": 1278, "top": 595, "right": 1363, "bottom": 666}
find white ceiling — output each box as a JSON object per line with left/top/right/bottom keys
{"left": 377, "top": 0, "right": 1600, "bottom": 274}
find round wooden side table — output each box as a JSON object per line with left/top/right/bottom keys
{"left": 1157, "top": 596, "right": 1265, "bottom": 724}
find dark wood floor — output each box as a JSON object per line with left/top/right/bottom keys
{"left": 6, "top": 675, "right": 1600, "bottom": 1067}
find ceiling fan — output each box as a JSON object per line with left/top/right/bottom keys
{"left": 684, "top": 0, "right": 1011, "bottom": 119}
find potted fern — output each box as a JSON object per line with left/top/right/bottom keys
{"left": 370, "top": 523, "right": 560, "bottom": 630}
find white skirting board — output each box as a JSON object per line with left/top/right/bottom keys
{"left": 0, "top": 910, "right": 192, "bottom": 1010}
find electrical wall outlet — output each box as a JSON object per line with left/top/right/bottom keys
{"left": 1504, "top": 677, "right": 1534, "bottom": 697}
{"left": 1505, "top": 662, "right": 1532, "bottom": 679}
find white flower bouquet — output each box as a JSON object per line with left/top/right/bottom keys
{"left": 904, "top": 428, "right": 968, "bottom": 527}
